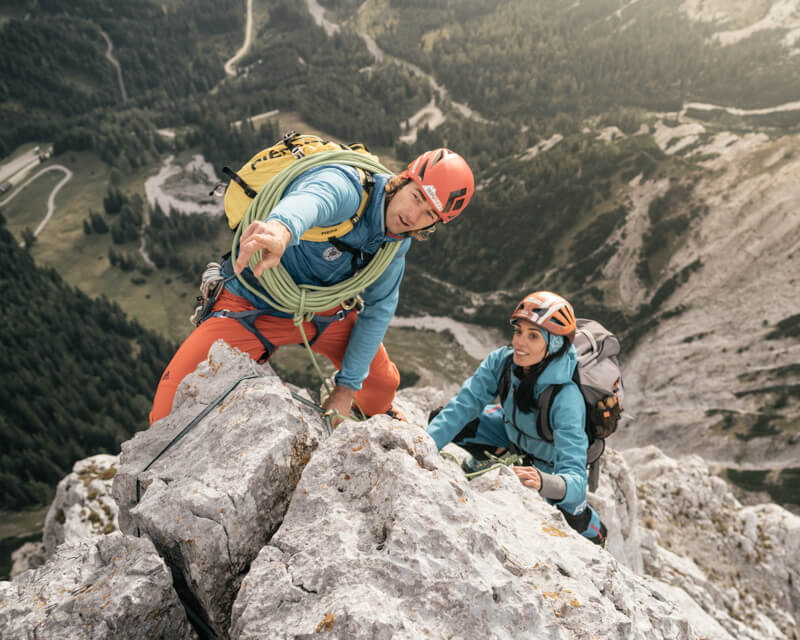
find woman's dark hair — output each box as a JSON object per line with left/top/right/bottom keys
{"left": 513, "top": 339, "right": 570, "bottom": 414}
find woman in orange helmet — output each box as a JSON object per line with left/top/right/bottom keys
{"left": 427, "top": 291, "right": 608, "bottom": 546}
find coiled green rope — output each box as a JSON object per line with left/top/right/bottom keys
{"left": 230, "top": 149, "right": 401, "bottom": 397}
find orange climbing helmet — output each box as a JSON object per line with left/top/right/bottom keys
{"left": 400, "top": 148, "right": 474, "bottom": 223}
{"left": 510, "top": 291, "right": 577, "bottom": 342}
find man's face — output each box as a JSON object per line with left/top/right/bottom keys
{"left": 385, "top": 182, "right": 440, "bottom": 235}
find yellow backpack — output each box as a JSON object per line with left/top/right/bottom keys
{"left": 222, "top": 131, "right": 381, "bottom": 241}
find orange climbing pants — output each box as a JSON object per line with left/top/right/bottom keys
{"left": 149, "top": 289, "right": 400, "bottom": 424}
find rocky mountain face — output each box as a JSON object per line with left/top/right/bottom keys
{"left": 611, "top": 124, "right": 800, "bottom": 480}
{"left": 2, "top": 343, "right": 798, "bottom": 639}
{"left": 9, "top": 454, "right": 120, "bottom": 579}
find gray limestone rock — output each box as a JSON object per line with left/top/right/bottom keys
{"left": 0, "top": 533, "right": 196, "bottom": 640}
{"left": 43, "top": 454, "right": 120, "bottom": 557}
{"left": 9, "top": 542, "right": 46, "bottom": 579}
{"left": 589, "top": 447, "right": 644, "bottom": 572}
{"left": 10, "top": 455, "right": 120, "bottom": 579}
{"left": 230, "top": 417, "right": 706, "bottom": 639}
{"left": 624, "top": 446, "right": 800, "bottom": 639}
{"left": 112, "top": 340, "right": 327, "bottom": 639}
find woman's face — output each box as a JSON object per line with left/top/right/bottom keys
{"left": 511, "top": 319, "right": 548, "bottom": 368}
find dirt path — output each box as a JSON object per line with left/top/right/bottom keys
{"left": 100, "top": 30, "right": 127, "bottom": 103}
{"left": 681, "top": 100, "right": 800, "bottom": 117}
{"left": 224, "top": 0, "right": 254, "bottom": 76}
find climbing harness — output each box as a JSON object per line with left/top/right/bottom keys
{"left": 198, "top": 256, "right": 363, "bottom": 365}
{"left": 197, "top": 146, "right": 399, "bottom": 416}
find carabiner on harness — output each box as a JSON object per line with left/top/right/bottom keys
{"left": 341, "top": 295, "right": 364, "bottom": 312}
{"left": 190, "top": 261, "right": 228, "bottom": 327}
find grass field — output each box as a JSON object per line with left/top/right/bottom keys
{"left": 2, "top": 170, "right": 64, "bottom": 240}
{"left": 1, "top": 148, "right": 214, "bottom": 343}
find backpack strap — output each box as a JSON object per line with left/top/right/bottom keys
{"left": 536, "top": 362, "right": 584, "bottom": 442}
{"left": 222, "top": 166, "right": 257, "bottom": 198}
{"left": 298, "top": 170, "right": 374, "bottom": 242}
{"left": 497, "top": 352, "right": 513, "bottom": 402}
{"left": 498, "top": 353, "right": 559, "bottom": 444}
{"left": 225, "top": 153, "right": 376, "bottom": 242}
{"left": 535, "top": 384, "right": 562, "bottom": 442}
{"left": 281, "top": 130, "right": 305, "bottom": 158}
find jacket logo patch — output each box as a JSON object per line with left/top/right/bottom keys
{"left": 323, "top": 246, "right": 343, "bottom": 261}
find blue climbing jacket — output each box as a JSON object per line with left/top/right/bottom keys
{"left": 225, "top": 164, "right": 411, "bottom": 390}
{"left": 427, "top": 345, "right": 589, "bottom": 508}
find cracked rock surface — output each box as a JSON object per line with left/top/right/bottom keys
{"left": 8, "top": 343, "right": 799, "bottom": 639}
{"left": 112, "top": 340, "right": 326, "bottom": 638}
{"left": 624, "top": 446, "right": 800, "bottom": 640}
{"left": 44, "top": 454, "right": 120, "bottom": 555}
{"left": 230, "top": 417, "right": 703, "bottom": 639}
{"left": 0, "top": 533, "right": 196, "bottom": 640}
{"left": 12, "top": 455, "right": 121, "bottom": 578}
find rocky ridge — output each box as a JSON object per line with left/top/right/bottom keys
{"left": 1, "top": 342, "right": 798, "bottom": 639}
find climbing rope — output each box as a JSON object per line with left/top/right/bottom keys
{"left": 135, "top": 374, "right": 263, "bottom": 503}
{"left": 230, "top": 149, "right": 401, "bottom": 397}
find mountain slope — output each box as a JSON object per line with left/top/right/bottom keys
{"left": 612, "top": 129, "right": 800, "bottom": 479}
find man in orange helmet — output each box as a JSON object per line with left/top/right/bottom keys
{"left": 151, "top": 148, "right": 475, "bottom": 427}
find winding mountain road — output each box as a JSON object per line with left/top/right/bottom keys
{"left": 224, "top": 0, "right": 254, "bottom": 76}
{"left": 0, "top": 165, "right": 73, "bottom": 245}
{"left": 681, "top": 100, "right": 800, "bottom": 117}
{"left": 304, "top": 0, "right": 489, "bottom": 143}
